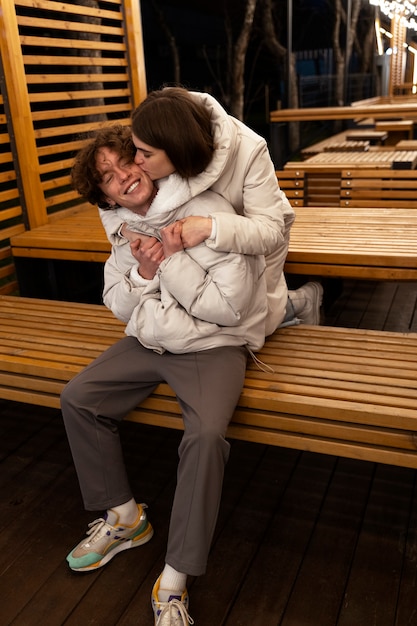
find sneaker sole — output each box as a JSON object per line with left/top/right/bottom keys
{"left": 68, "top": 523, "right": 154, "bottom": 572}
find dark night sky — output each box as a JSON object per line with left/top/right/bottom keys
{"left": 138, "top": 0, "right": 376, "bottom": 131}
{"left": 140, "top": 0, "right": 335, "bottom": 92}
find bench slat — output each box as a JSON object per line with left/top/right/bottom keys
{"left": 1, "top": 295, "right": 417, "bottom": 468}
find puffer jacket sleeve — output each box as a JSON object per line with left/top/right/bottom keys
{"left": 207, "top": 140, "right": 294, "bottom": 256}
{"left": 102, "top": 243, "right": 160, "bottom": 323}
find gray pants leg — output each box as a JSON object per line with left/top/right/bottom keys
{"left": 60, "top": 337, "right": 247, "bottom": 576}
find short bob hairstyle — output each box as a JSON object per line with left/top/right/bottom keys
{"left": 71, "top": 124, "right": 135, "bottom": 208}
{"left": 131, "top": 87, "right": 214, "bottom": 179}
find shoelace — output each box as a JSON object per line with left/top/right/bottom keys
{"left": 156, "top": 599, "right": 194, "bottom": 625}
{"left": 85, "top": 518, "right": 113, "bottom": 544}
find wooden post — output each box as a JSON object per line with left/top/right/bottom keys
{"left": 123, "top": 0, "right": 147, "bottom": 107}
{"left": 0, "top": 0, "right": 48, "bottom": 228}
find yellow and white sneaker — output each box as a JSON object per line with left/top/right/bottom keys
{"left": 151, "top": 575, "right": 194, "bottom": 625}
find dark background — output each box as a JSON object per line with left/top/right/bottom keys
{"left": 139, "top": 0, "right": 335, "bottom": 109}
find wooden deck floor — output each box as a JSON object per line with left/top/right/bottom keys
{"left": 2, "top": 279, "right": 417, "bottom": 626}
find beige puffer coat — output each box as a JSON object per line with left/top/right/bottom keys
{"left": 100, "top": 91, "right": 294, "bottom": 335}
{"left": 103, "top": 174, "right": 267, "bottom": 354}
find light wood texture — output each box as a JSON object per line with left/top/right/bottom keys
{"left": 270, "top": 103, "right": 417, "bottom": 122}
{"left": 0, "top": 0, "right": 147, "bottom": 294}
{"left": 124, "top": 0, "right": 148, "bottom": 106}
{"left": 286, "top": 150, "right": 417, "bottom": 169}
{"left": 375, "top": 120, "right": 414, "bottom": 143}
{"left": 11, "top": 203, "right": 417, "bottom": 280}
{"left": 341, "top": 168, "right": 417, "bottom": 208}
{"left": 1, "top": 295, "right": 417, "bottom": 469}
{"left": 0, "top": 0, "right": 45, "bottom": 229}
{"left": 285, "top": 207, "right": 417, "bottom": 279}
{"left": 276, "top": 169, "right": 305, "bottom": 206}
{"left": 280, "top": 165, "right": 417, "bottom": 206}
{"left": 0, "top": 93, "right": 22, "bottom": 295}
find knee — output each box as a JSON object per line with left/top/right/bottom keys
{"left": 60, "top": 377, "right": 86, "bottom": 414}
{"left": 181, "top": 428, "right": 230, "bottom": 463}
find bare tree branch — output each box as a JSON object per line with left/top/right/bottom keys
{"left": 261, "top": 0, "right": 286, "bottom": 59}
{"left": 230, "top": 0, "right": 258, "bottom": 119}
{"left": 151, "top": 0, "right": 181, "bottom": 84}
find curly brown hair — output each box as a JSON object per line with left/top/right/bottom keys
{"left": 71, "top": 124, "right": 136, "bottom": 208}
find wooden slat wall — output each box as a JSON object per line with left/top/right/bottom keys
{"left": 0, "top": 91, "right": 24, "bottom": 295}
{"left": 0, "top": 0, "right": 146, "bottom": 295}
{"left": 280, "top": 167, "right": 417, "bottom": 209}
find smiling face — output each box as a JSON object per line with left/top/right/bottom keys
{"left": 132, "top": 133, "right": 176, "bottom": 181}
{"left": 96, "top": 146, "right": 157, "bottom": 215}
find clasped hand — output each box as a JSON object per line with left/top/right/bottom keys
{"left": 129, "top": 222, "right": 184, "bottom": 280}
{"left": 127, "top": 216, "right": 212, "bottom": 280}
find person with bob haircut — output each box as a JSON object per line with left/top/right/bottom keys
{"left": 100, "top": 86, "right": 323, "bottom": 336}
{"left": 62, "top": 124, "right": 270, "bottom": 626}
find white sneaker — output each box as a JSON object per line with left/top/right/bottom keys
{"left": 290, "top": 281, "right": 323, "bottom": 325}
{"left": 151, "top": 575, "right": 194, "bottom": 625}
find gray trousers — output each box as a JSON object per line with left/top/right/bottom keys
{"left": 61, "top": 336, "right": 247, "bottom": 576}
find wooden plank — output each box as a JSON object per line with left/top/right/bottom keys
{"left": 1, "top": 297, "right": 417, "bottom": 468}
{"left": 270, "top": 103, "right": 417, "bottom": 122}
{"left": 10, "top": 205, "right": 417, "bottom": 278}
{"left": 26, "top": 73, "right": 129, "bottom": 84}
{"left": 17, "top": 15, "right": 124, "bottom": 36}
{"left": 19, "top": 35, "right": 126, "bottom": 52}
{"left": 0, "top": 0, "right": 47, "bottom": 227}
{"left": 218, "top": 454, "right": 347, "bottom": 625}
{"left": 274, "top": 457, "right": 375, "bottom": 626}
{"left": 22, "top": 54, "right": 127, "bottom": 67}
{"left": 337, "top": 465, "right": 413, "bottom": 626}
{"left": 16, "top": 0, "right": 123, "bottom": 20}
{"left": 124, "top": 0, "right": 148, "bottom": 106}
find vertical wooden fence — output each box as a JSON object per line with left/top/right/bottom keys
{"left": 0, "top": 0, "right": 146, "bottom": 294}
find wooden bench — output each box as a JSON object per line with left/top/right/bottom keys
{"left": 1, "top": 295, "right": 417, "bottom": 469}
{"left": 279, "top": 168, "right": 344, "bottom": 207}
{"left": 286, "top": 150, "right": 417, "bottom": 170}
{"left": 344, "top": 129, "right": 388, "bottom": 145}
{"left": 374, "top": 120, "right": 414, "bottom": 144}
{"left": 276, "top": 170, "right": 305, "bottom": 206}
{"left": 284, "top": 206, "right": 417, "bottom": 280}
{"left": 270, "top": 98, "right": 417, "bottom": 123}
{"left": 340, "top": 168, "right": 417, "bottom": 208}
{"left": 281, "top": 164, "right": 417, "bottom": 208}
{"left": 300, "top": 130, "right": 375, "bottom": 159}
{"left": 11, "top": 203, "right": 417, "bottom": 282}
{"left": 282, "top": 152, "right": 417, "bottom": 209}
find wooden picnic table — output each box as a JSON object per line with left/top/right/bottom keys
{"left": 10, "top": 205, "right": 417, "bottom": 282}
{"left": 285, "top": 207, "right": 417, "bottom": 280}
{"left": 269, "top": 103, "right": 417, "bottom": 122}
{"left": 285, "top": 149, "right": 417, "bottom": 170}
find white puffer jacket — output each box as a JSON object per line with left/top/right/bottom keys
{"left": 100, "top": 91, "right": 294, "bottom": 335}
{"left": 103, "top": 174, "right": 267, "bottom": 354}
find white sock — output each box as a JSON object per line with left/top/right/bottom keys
{"left": 158, "top": 563, "right": 187, "bottom": 601}
{"left": 109, "top": 498, "right": 138, "bottom": 526}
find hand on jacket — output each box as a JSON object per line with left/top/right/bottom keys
{"left": 178, "top": 216, "right": 212, "bottom": 248}
{"left": 121, "top": 222, "right": 142, "bottom": 242}
{"left": 161, "top": 222, "right": 184, "bottom": 257}
{"left": 130, "top": 236, "right": 164, "bottom": 279}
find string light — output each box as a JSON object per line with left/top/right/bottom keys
{"left": 369, "top": 0, "right": 417, "bottom": 30}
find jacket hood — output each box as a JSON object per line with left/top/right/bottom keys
{"left": 187, "top": 92, "right": 239, "bottom": 196}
